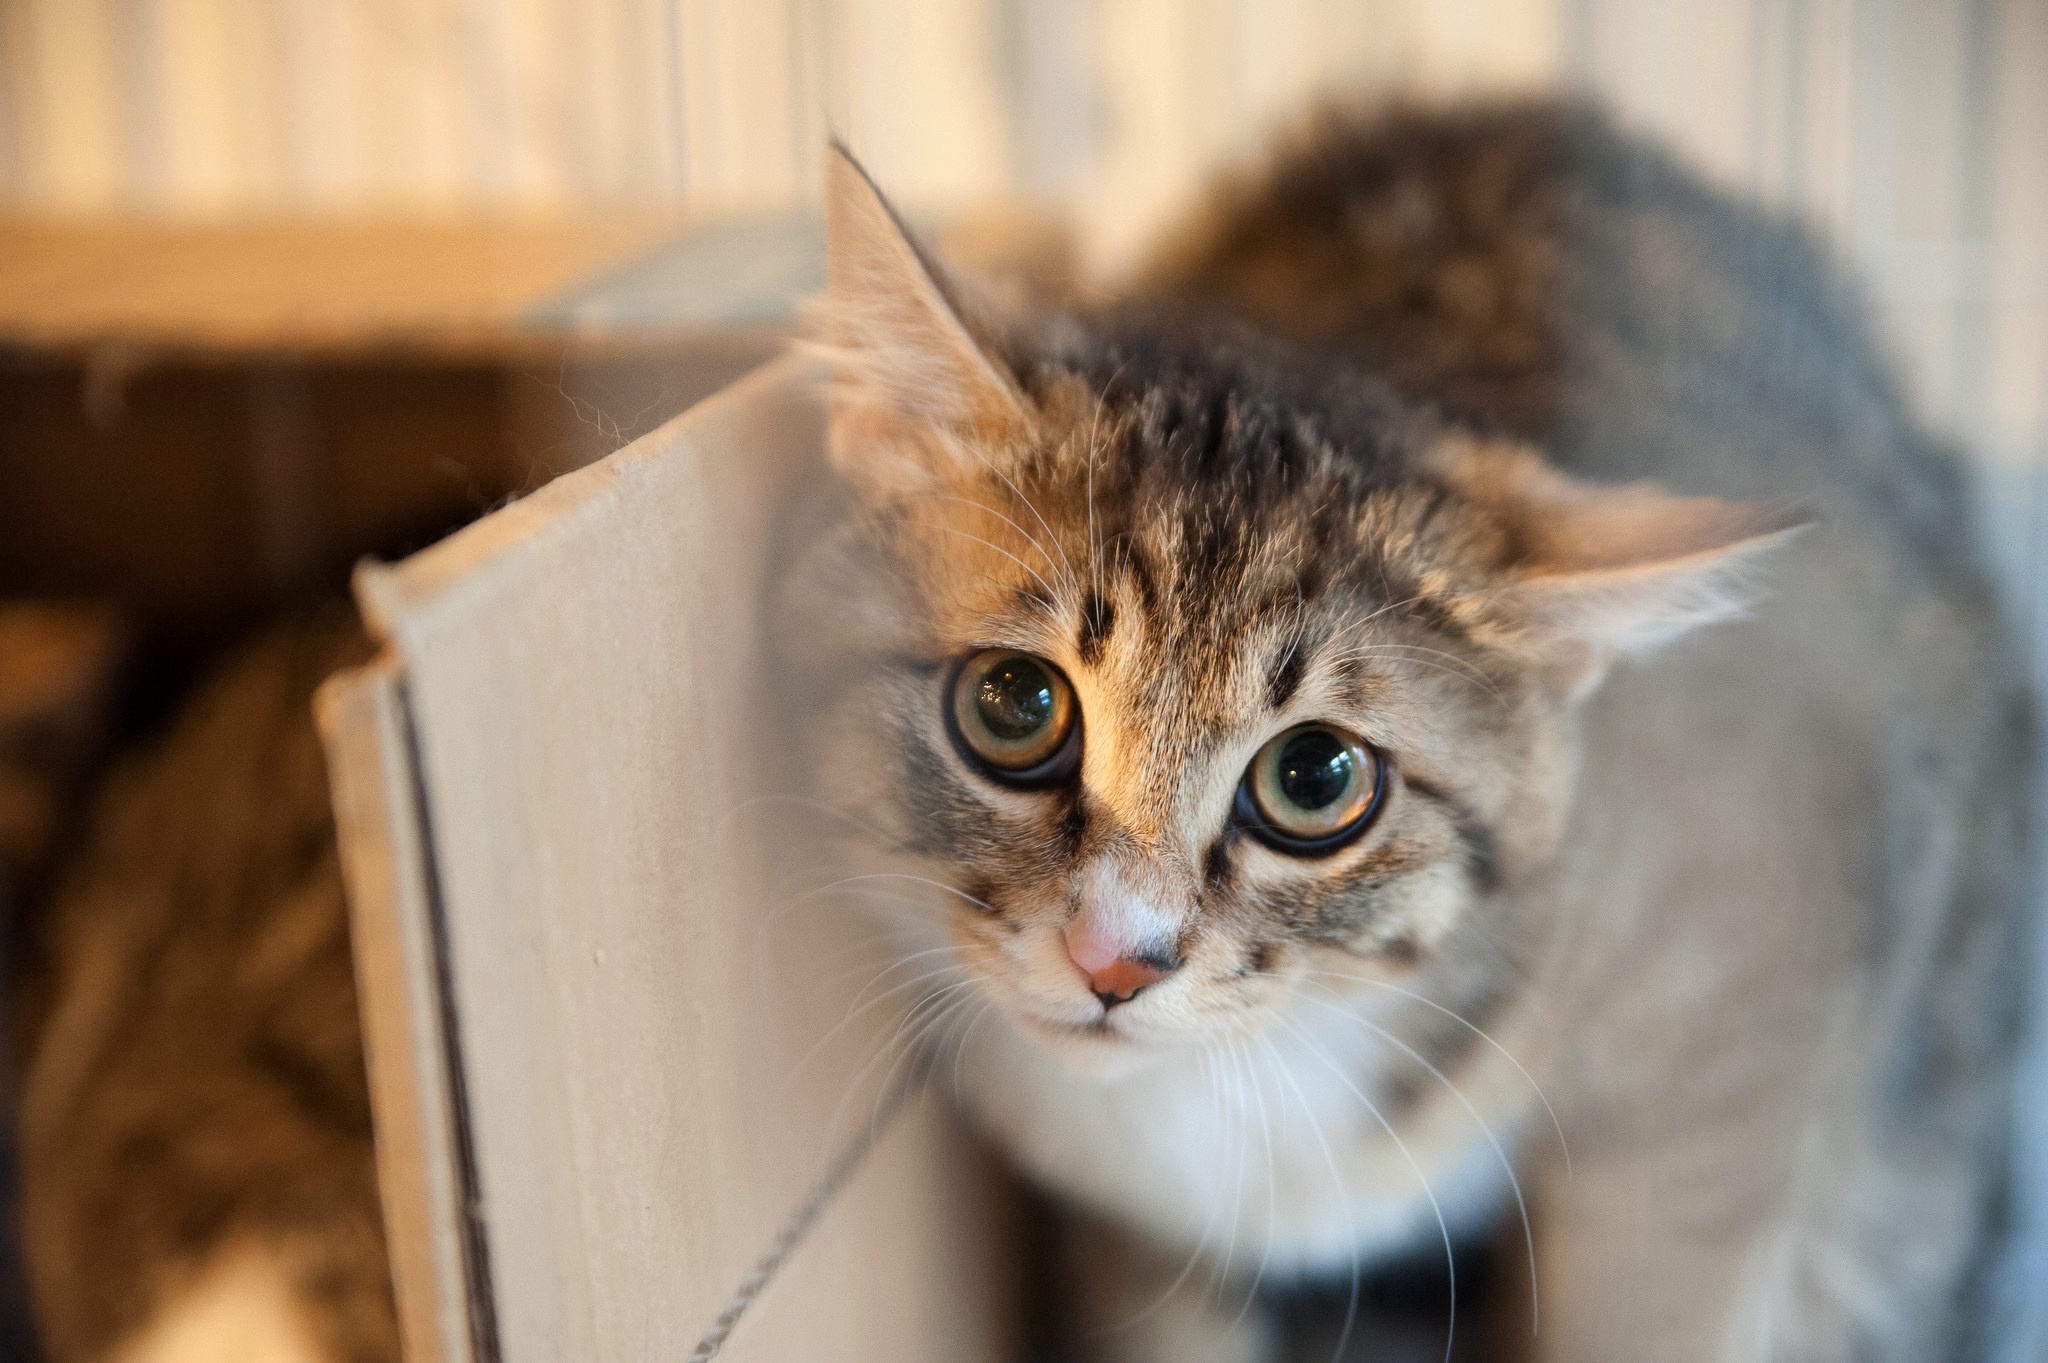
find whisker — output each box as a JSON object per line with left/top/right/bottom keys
{"left": 1083, "top": 360, "right": 1131, "bottom": 610}
{"left": 1297, "top": 984, "right": 1539, "bottom": 1334}
{"left": 762, "top": 881, "right": 938, "bottom": 929}
{"left": 800, "top": 952, "right": 971, "bottom": 1060}
{"left": 949, "top": 997, "right": 996, "bottom": 1101}
{"left": 1214, "top": 1039, "right": 1253, "bottom": 1297}
{"left": 1323, "top": 590, "right": 1440, "bottom": 641}
{"left": 858, "top": 985, "right": 979, "bottom": 1144}
{"left": 904, "top": 521, "right": 1063, "bottom": 607}
{"left": 1277, "top": 1015, "right": 1459, "bottom": 1363}
{"left": 794, "top": 871, "right": 1002, "bottom": 917}
{"left": 906, "top": 491, "right": 1076, "bottom": 594}
{"left": 1255, "top": 1031, "right": 1363, "bottom": 1363}
{"left": 720, "top": 792, "right": 903, "bottom": 850}
{"left": 1323, "top": 642, "right": 1507, "bottom": 706}
{"left": 958, "top": 442, "right": 1081, "bottom": 597}
{"left": 752, "top": 873, "right": 955, "bottom": 946}
{"left": 1226, "top": 1034, "right": 1280, "bottom": 1337}
{"left": 784, "top": 960, "right": 969, "bottom": 1090}
{"left": 824, "top": 976, "right": 980, "bottom": 1139}
{"left": 1090, "top": 1046, "right": 1240, "bottom": 1342}
{"left": 1307, "top": 968, "right": 1570, "bottom": 1172}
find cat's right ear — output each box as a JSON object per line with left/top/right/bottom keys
{"left": 1432, "top": 439, "right": 1809, "bottom": 700}
{"left": 819, "top": 143, "right": 1028, "bottom": 503}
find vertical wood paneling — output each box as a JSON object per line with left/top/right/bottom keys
{"left": 9, "top": 0, "right": 126, "bottom": 208}
{"left": 677, "top": 0, "right": 801, "bottom": 205}
{"left": 275, "top": 0, "right": 363, "bottom": 205}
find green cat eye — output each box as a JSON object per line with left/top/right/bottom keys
{"left": 948, "top": 650, "right": 1081, "bottom": 784}
{"left": 1237, "top": 723, "right": 1385, "bottom": 854}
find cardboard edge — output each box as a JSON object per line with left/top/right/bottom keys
{"left": 352, "top": 349, "right": 825, "bottom": 645}
{"left": 315, "top": 655, "right": 475, "bottom": 1363}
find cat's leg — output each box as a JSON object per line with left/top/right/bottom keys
{"left": 1063, "top": 1211, "right": 1279, "bottom": 1363}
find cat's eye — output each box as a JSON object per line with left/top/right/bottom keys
{"left": 948, "top": 650, "right": 1081, "bottom": 785}
{"left": 1236, "top": 723, "right": 1385, "bottom": 854}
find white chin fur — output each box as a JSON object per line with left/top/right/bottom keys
{"left": 959, "top": 992, "right": 1513, "bottom": 1277}
{"left": 1013, "top": 1011, "right": 1193, "bottom": 1079}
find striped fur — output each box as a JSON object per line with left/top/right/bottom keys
{"left": 791, "top": 100, "right": 2032, "bottom": 1362}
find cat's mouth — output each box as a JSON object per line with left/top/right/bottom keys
{"left": 1024, "top": 1011, "right": 1120, "bottom": 1042}
{"left": 1011, "top": 999, "right": 1191, "bottom": 1055}
{"left": 1008, "top": 1006, "right": 1182, "bottom": 1077}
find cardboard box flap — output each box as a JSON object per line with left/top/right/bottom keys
{"left": 321, "top": 354, "right": 1006, "bottom": 1362}
{"left": 316, "top": 657, "right": 476, "bottom": 1363}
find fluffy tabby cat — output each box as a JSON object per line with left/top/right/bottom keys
{"left": 792, "top": 100, "right": 2032, "bottom": 1361}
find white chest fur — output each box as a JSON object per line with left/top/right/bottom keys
{"left": 956, "top": 992, "right": 1519, "bottom": 1282}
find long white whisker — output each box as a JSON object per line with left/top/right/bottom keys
{"left": 1308, "top": 968, "right": 1570, "bottom": 1172}
{"left": 1297, "top": 984, "right": 1539, "bottom": 1334}
{"left": 1323, "top": 590, "right": 1439, "bottom": 641}
{"left": 825, "top": 976, "right": 979, "bottom": 1138}
{"left": 1083, "top": 361, "right": 1130, "bottom": 608}
{"left": 904, "top": 521, "right": 1063, "bottom": 605}
{"left": 959, "top": 443, "right": 1080, "bottom": 596}
{"left": 908, "top": 491, "right": 1075, "bottom": 593}
{"left": 1256, "top": 1031, "right": 1362, "bottom": 1363}
{"left": 1278, "top": 1015, "right": 1459, "bottom": 1363}
{"left": 753, "top": 872, "right": 961, "bottom": 945}
{"left": 1219, "top": 1036, "right": 1279, "bottom": 1333}
{"left": 787, "top": 959, "right": 970, "bottom": 1088}
{"left": 1324, "top": 643, "right": 1507, "bottom": 706}
{"left": 949, "top": 997, "right": 996, "bottom": 1101}
{"left": 721, "top": 791, "right": 903, "bottom": 849}
{"left": 1215, "top": 1039, "right": 1252, "bottom": 1296}
{"left": 794, "top": 871, "right": 1001, "bottom": 917}
{"left": 1094, "top": 1046, "right": 1238, "bottom": 1340}
{"left": 861, "top": 984, "right": 982, "bottom": 1138}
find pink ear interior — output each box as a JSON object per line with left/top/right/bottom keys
{"left": 1433, "top": 438, "right": 1809, "bottom": 688}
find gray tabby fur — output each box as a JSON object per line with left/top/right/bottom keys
{"left": 793, "top": 100, "right": 2033, "bottom": 1361}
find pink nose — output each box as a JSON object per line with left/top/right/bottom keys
{"left": 1064, "top": 917, "right": 1177, "bottom": 1006}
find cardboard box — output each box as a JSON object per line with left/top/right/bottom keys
{"left": 316, "top": 356, "right": 1013, "bottom": 1362}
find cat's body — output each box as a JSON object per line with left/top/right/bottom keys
{"left": 16, "top": 611, "right": 396, "bottom": 1363}
{"left": 802, "top": 101, "right": 2032, "bottom": 1362}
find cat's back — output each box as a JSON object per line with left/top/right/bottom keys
{"left": 1134, "top": 99, "right": 2027, "bottom": 863}
{"left": 1133, "top": 98, "right": 1977, "bottom": 579}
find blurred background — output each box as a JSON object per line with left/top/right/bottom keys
{"left": 0, "top": 0, "right": 2044, "bottom": 1359}
{"left": 5, "top": 0, "right": 2044, "bottom": 670}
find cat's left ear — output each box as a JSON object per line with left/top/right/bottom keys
{"left": 819, "top": 143, "right": 1028, "bottom": 503}
{"left": 1439, "top": 440, "right": 1810, "bottom": 698}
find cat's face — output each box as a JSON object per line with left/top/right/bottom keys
{"left": 805, "top": 149, "right": 1795, "bottom": 1067}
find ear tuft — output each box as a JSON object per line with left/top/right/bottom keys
{"left": 1436, "top": 439, "right": 1810, "bottom": 696}
{"left": 817, "top": 144, "right": 1026, "bottom": 501}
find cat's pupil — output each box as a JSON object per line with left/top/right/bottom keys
{"left": 977, "top": 658, "right": 1055, "bottom": 739}
{"left": 1277, "top": 729, "right": 1354, "bottom": 810}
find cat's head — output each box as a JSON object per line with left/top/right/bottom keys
{"left": 801, "top": 148, "right": 1799, "bottom": 1067}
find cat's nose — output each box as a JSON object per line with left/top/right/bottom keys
{"left": 1084, "top": 955, "right": 1174, "bottom": 1008}
{"left": 1064, "top": 916, "right": 1178, "bottom": 1008}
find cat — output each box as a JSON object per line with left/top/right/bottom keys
{"left": 15, "top": 608, "right": 397, "bottom": 1363}
{"left": 790, "top": 99, "right": 2034, "bottom": 1362}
